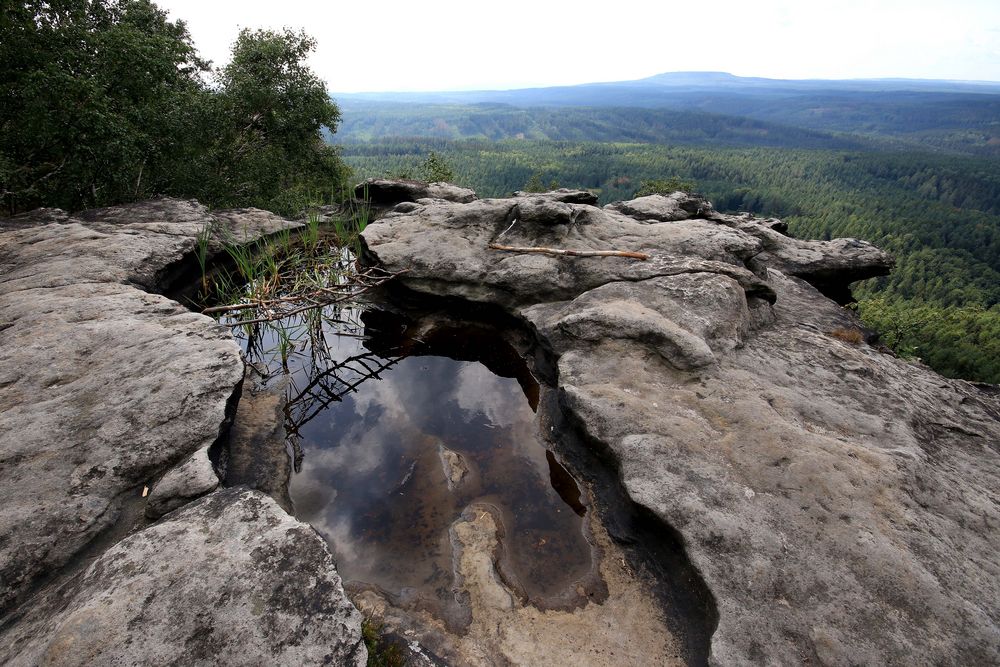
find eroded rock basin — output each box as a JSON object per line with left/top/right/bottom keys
{"left": 224, "top": 300, "right": 704, "bottom": 665}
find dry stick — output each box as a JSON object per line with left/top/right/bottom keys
{"left": 201, "top": 269, "right": 401, "bottom": 316}
{"left": 225, "top": 271, "right": 409, "bottom": 327}
{"left": 232, "top": 283, "right": 380, "bottom": 327}
{"left": 488, "top": 243, "right": 650, "bottom": 261}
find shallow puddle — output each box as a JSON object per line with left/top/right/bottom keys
{"left": 232, "top": 304, "right": 593, "bottom": 618}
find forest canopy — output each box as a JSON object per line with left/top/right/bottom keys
{"left": 0, "top": 0, "right": 348, "bottom": 215}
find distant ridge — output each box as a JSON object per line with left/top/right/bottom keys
{"left": 332, "top": 71, "right": 1000, "bottom": 158}
{"left": 334, "top": 71, "right": 1000, "bottom": 99}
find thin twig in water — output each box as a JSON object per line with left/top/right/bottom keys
{"left": 201, "top": 268, "right": 406, "bottom": 320}
{"left": 228, "top": 274, "right": 405, "bottom": 327}
{"left": 488, "top": 243, "right": 649, "bottom": 260}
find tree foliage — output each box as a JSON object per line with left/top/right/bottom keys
{"left": 635, "top": 177, "right": 695, "bottom": 196}
{"left": 1, "top": 0, "right": 207, "bottom": 212}
{"left": 198, "top": 28, "right": 349, "bottom": 212}
{"left": 420, "top": 151, "right": 456, "bottom": 182}
{"left": 0, "top": 1, "right": 348, "bottom": 215}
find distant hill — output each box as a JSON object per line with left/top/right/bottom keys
{"left": 333, "top": 72, "right": 1000, "bottom": 156}
{"left": 331, "top": 104, "right": 877, "bottom": 151}
{"left": 335, "top": 71, "right": 1000, "bottom": 102}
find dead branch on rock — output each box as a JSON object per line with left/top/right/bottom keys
{"left": 488, "top": 243, "right": 649, "bottom": 261}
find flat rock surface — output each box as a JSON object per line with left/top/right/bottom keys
{"left": 361, "top": 187, "right": 1000, "bottom": 665}
{"left": 1, "top": 488, "right": 365, "bottom": 666}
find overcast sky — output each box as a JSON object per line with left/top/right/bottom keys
{"left": 155, "top": 0, "right": 1000, "bottom": 92}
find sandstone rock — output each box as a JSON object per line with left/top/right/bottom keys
{"left": 438, "top": 444, "right": 472, "bottom": 492}
{"left": 0, "top": 488, "right": 366, "bottom": 666}
{"left": 0, "top": 198, "right": 296, "bottom": 614}
{"left": 224, "top": 378, "right": 295, "bottom": 513}
{"left": 513, "top": 196, "right": 575, "bottom": 226}
{"left": 360, "top": 188, "right": 1000, "bottom": 665}
{"left": 355, "top": 178, "right": 477, "bottom": 206}
{"left": 0, "top": 207, "right": 71, "bottom": 231}
{"left": 145, "top": 446, "right": 219, "bottom": 519}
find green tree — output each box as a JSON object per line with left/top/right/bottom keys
{"left": 1, "top": 3, "right": 349, "bottom": 216}
{"left": 635, "top": 177, "right": 696, "bottom": 197}
{"left": 0, "top": 0, "right": 208, "bottom": 213}
{"left": 197, "top": 28, "right": 349, "bottom": 213}
{"left": 421, "top": 151, "right": 456, "bottom": 183}
{"left": 523, "top": 173, "right": 548, "bottom": 192}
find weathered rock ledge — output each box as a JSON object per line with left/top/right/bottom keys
{"left": 0, "top": 199, "right": 363, "bottom": 663}
{"left": 361, "top": 186, "right": 1000, "bottom": 664}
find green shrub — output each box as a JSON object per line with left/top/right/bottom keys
{"left": 635, "top": 177, "right": 696, "bottom": 197}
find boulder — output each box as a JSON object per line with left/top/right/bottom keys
{"left": 0, "top": 488, "right": 365, "bottom": 666}
{"left": 360, "top": 188, "right": 1000, "bottom": 664}
{"left": 361, "top": 197, "right": 775, "bottom": 309}
{"left": 514, "top": 188, "right": 600, "bottom": 205}
{"left": 719, "top": 216, "right": 893, "bottom": 303}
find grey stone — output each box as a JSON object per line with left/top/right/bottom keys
{"left": 145, "top": 446, "right": 219, "bottom": 519}
{"left": 727, "top": 219, "right": 893, "bottom": 301}
{"left": 1, "top": 488, "right": 366, "bottom": 666}
{"left": 0, "top": 207, "right": 71, "bottom": 231}
{"left": 224, "top": 378, "right": 294, "bottom": 513}
{"left": 355, "top": 178, "right": 477, "bottom": 206}
{"left": 513, "top": 197, "right": 575, "bottom": 226}
{"left": 360, "top": 187, "right": 1000, "bottom": 665}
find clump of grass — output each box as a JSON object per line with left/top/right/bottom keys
{"left": 829, "top": 327, "right": 865, "bottom": 345}
{"left": 362, "top": 619, "right": 405, "bottom": 667}
{"left": 195, "top": 198, "right": 402, "bottom": 369}
{"left": 194, "top": 222, "right": 213, "bottom": 298}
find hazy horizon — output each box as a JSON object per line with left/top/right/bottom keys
{"left": 328, "top": 71, "right": 1000, "bottom": 95}
{"left": 155, "top": 0, "right": 1000, "bottom": 93}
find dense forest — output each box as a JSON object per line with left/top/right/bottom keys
{"left": 341, "top": 138, "right": 1000, "bottom": 383}
{"left": 333, "top": 104, "right": 878, "bottom": 150}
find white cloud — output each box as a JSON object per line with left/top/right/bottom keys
{"left": 155, "top": 0, "right": 1000, "bottom": 91}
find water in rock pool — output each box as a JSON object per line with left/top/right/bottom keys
{"left": 234, "top": 303, "right": 592, "bottom": 617}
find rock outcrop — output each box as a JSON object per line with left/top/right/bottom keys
{"left": 361, "top": 187, "right": 1000, "bottom": 665}
{"left": 0, "top": 199, "right": 364, "bottom": 663}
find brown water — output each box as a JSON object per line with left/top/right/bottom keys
{"left": 234, "top": 304, "right": 593, "bottom": 618}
